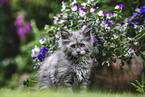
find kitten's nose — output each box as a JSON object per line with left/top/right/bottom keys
{"left": 76, "top": 48, "right": 80, "bottom": 53}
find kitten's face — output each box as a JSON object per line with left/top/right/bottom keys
{"left": 60, "top": 25, "right": 93, "bottom": 57}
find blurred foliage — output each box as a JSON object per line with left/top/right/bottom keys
{"left": 0, "top": 0, "right": 62, "bottom": 88}
{"left": 0, "top": 0, "right": 144, "bottom": 89}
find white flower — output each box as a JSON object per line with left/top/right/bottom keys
{"left": 81, "top": 3, "right": 87, "bottom": 6}
{"left": 96, "top": 18, "right": 100, "bottom": 23}
{"left": 79, "top": 10, "right": 86, "bottom": 17}
{"left": 113, "top": 13, "right": 118, "bottom": 17}
{"left": 61, "top": 1, "right": 67, "bottom": 11}
{"left": 127, "top": 37, "right": 133, "bottom": 40}
{"left": 58, "top": 20, "right": 66, "bottom": 24}
{"left": 134, "top": 42, "right": 139, "bottom": 45}
{"left": 70, "top": 0, "right": 77, "bottom": 6}
{"left": 90, "top": 7, "right": 98, "bottom": 12}
{"left": 82, "top": 24, "right": 87, "bottom": 29}
{"left": 39, "top": 37, "right": 46, "bottom": 44}
{"left": 97, "top": 10, "right": 103, "bottom": 16}
{"left": 115, "top": 5, "right": 119, "bottom": 9}
{"left": 71, "top": 5, "right": 79, "bottom": 11}
{"left": 53, "top": 16, "right": 58, "bottom": 24}
{"left": 44, "top": 25, "right": 49, "bottom": 30}
{"left": 113, "top": 34, "right": 118, "bottom": 39}
{"left": 100, "top": 21, "right": 108, "bottom": 28}
{"left": 39, "top": 40, "right": 44, "bottom": 44}
{"left": 128, "top": 48, "right": 135, "bottom": 54}
{"left": 90, "top": 8, "right": 95, "bottom": 12}
{"left": 56, "top": 34, "right": 59, "bottom": 38}
{"left": 138, "top": 27, "right": 142, "bottom": 32}
{"left": 63, "top": 13, "right": 68, "bottom": 18}
{"left": 32, "top": 45, "right": 40, "bottom": 54}
{"left": 87, "top": 0, "right": 91, "bottom": 4}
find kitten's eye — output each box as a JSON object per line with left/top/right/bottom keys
{"left": 80, "top": 43, "right": 85, "bottom": 47}
{"left": 70, "top": 44, "right": 76, "bottom": 48}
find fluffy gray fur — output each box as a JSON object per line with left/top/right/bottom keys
{"left": 37, "top": 25, "right": 93, "bottom": 91}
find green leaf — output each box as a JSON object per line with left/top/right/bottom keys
{"left": 143, "top": 51, "right": 145, "bottom": 56}
{"left": 129, "top": 83, "right": 140, "bottom": 89}
{"left": 135, "top": 80, "right": 142, "bottom": 87}
{"left": 136, "top": 88, "right": 144, "bottom": 94}
{"left": 141, "top": 73, "right": 145, "bottom": 85}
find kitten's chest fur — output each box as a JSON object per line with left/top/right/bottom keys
{"left": 38, "top": 51, "right": 92, "bottom": 88}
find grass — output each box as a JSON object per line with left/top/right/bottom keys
{"left": 0, "top": 88, "right": 145, "bottom": 97}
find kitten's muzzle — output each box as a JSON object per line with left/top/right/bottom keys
{"left": 76, "top": 48, "right": 86, "bottom": 55}
{"left": 76, "top": 48, "right": 81, "bottom": 54}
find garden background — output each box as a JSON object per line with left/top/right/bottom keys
{"left": 0, "top": 0, "right": 145, "bottom": 92}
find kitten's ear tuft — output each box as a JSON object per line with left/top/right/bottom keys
{"left": 60, "top": 27, "right": 70, "bottom": 39}
{"left": 82, "top": 23, "right": 92, "bottom": 37}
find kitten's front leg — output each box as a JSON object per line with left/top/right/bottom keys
{"left": 61, "top": 74, "right": 73, "bottom": 93}
{"left": 80, "top": 79, "right": 89, "bottom": 93}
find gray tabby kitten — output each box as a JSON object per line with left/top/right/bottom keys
{"left": 37, "top": 25, "right": 93, "bottom": 91}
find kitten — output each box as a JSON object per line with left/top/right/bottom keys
{"left": 37, "top": 25, "right": 93, "bottom": 91}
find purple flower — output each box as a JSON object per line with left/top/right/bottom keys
{"left": 24, "top": 23, "right": 31, "bottom": 33}
{"left": 93, "top": 38, "right": 98, "bottom": 45}
{"left": 57, "top": 14, "right": 63, "bottom": 17}
{"left": 108, "top": 13, "right": 113, "bottom": 16}
{"left": 22, "top": 80, "right": 28, "bottom": 86}
{"left": 53, "top": 16, "right": 58, "bottom": 24}
{"left": 130, "top": 46, "right": 135, "bottom": 50}
{"left": 84, "top": 23, "right": 87, "bottom": 26}
{"left": 138, "top": 43, "right": 140, "bottom": 45}
{"left": 81, "top": 17, "right": 84, "bottom": 19}
{"left": 119, "top": 4, "right": 124, "bottom": 8}
{"left": 15, "top": 16, "right": 24, "bottom": 27}
{"left": 110, "top": 21, "right": 115, "bottom": 26}
{"left": 93, "top": 33, "right": 96, "bottom": 37}
{"left": 17, "top": 27, "right": 27, "bottom": 37}
{"left": 81, "top": 7, "right": 87, "bottom": 13}
{"left": 90, "top": 7, "right": 98, "bottom": 12}
{"left": 128, "top": 22, "right": 135, "bottom": 27}
{"left": 120, "top": 22, "right": 124, "bottom": 26}
{"left": 62, "top": 0, "right": 65, "bottom": 4}
{"left": 80, "top": 7, "right": 87, "bottom": 17}
{"left": 103, "top": 19, "right": 109, "bottom": 26}
{"left": 15, "top": 15, "right": 31, "bottom": 37}
{"left": 31, "top": 54, "right": 36, "bottom": 60}
{"left": 39, "top": 46, "right": 49, "bottom": 54}
{"left": 103, "top": 12, "right": 106, "bottom": 16}
{"left": 132, "top": 12, "right": 139, "bottom": 19}
{"left": 140, "top": 6, "right": 145, "bottom": 14}
{"left": 35, "top": 64, "right": 40, "bottom": 68}
{"left": 17, "top": 23, "right": 31, "bottom": 37}
{"left": 38, "top": 53, "right": 44, "bottom": 62}
{"left": 0, "top": 0, "right": 10, "bottom": 6}
{"left": 52, "top": 36, "right": 56, "bottom": 43}
{"left": 41, "top": 37, "right": 46, "bottom": 40}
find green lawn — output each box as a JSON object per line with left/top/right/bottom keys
{"left": 0, "top": 88, "right": 145, "bottom": 97}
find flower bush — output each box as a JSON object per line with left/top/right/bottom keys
{"left": 31, "top": 0, "right": 145, "bottom": 69}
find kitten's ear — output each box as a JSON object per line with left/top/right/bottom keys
{"left": 60, "top": 27, "right": 70, "bottom": 39}
{"left": 82, "top": 23, "right": 92, "bottom": 38}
